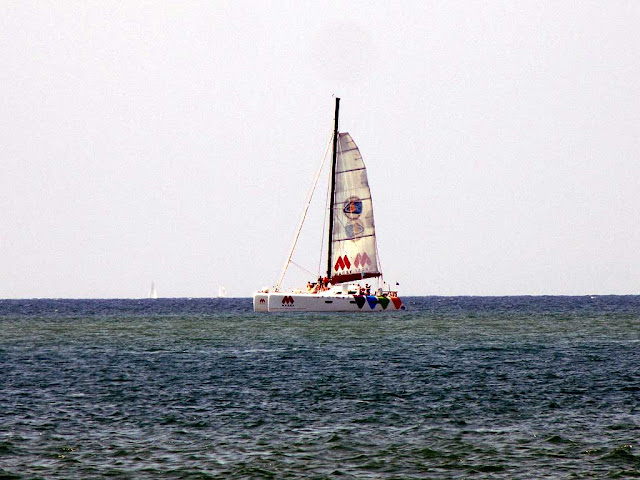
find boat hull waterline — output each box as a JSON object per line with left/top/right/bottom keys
{"left": 254, "top": 292, "right": 405, "bottom": 312}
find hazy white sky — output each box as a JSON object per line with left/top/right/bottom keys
{"left": 2, "top": 1, "right": 639, "bottom": 298}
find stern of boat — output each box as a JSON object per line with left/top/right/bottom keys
{"left": 253, "top": 293, "right": 269, "bottom": 312}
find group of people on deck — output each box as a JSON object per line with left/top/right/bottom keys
{"left": 307, "top": 276, "right": 332, "bottom": 293}
{"left": 305, "top": 278, "right": 373, "bottom": 296}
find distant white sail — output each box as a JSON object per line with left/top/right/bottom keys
{"left": 330, "top": 133, "right": 381, "bottom": 284}
{"left": 148, "top": 282, "right": 158, "bottom": 299}
{"left": 218, "top": 285, "right": 228, "bottom": 298}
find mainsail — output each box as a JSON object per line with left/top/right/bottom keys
{"left": 329, "top": 132, "right": 381, "bottom": 284}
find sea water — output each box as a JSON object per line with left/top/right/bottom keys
{"left": 1, "top": 296, "right": 639, "bottom": 479}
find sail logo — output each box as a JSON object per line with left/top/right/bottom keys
{"left": 334, "top": 255, "right": 351, "bottom": 271}
{"left": 343, "top": 197, "right": 363, "bottom": 219}
{"left": 354, "top": 252, "right": 371, "bottom": 268}
{"left": 335, "top": 253, "right": 371, "bottom": 271}
{"left": 345, "top": 221, "right": 365, "bottom": 239}
{"left": 281, "top": 296, "right": 295, "bottom": 305}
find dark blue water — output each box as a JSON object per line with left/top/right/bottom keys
{"left": 1, "top": 296, "right": 639, "bottom": 479}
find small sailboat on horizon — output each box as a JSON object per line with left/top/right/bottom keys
{"left": 148, "top": 282, "right": 158, "bottom": 299}
{"left": 253, "top": 98, "right": 405, "bottom": 312}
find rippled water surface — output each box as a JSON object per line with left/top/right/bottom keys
{"left": 1, "top": 296, "right": 639, "bottom": 479}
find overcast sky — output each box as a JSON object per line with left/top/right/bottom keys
{"left": 2, "top": 1, "right": 639, "bottom": 298}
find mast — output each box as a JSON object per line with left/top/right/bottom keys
{"left": 327, "top": 97, "right": 340, "bottom": 280}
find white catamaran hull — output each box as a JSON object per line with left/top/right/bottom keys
{"left": 253, "top": 292, "right": 405, "bottom": 312}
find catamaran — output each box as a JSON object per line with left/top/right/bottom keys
{"left": 253, "top": 98, "right": 405, "bottom": 312}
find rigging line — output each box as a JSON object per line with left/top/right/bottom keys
{"left": 275, "top": 134, "right": 333, "bottom": 290}
{"left": 318, "top": 133, "right": 333, "bottom": 277}
{"left": 319, "top": 128, "right": 344, "bottom": 275}
{"left": 289, "top": 259, "right": 315, "bottom": 277}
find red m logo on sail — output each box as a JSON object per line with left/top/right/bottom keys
{"left": 334, "top": 255, "right": 351, "bottom": 271}
{"left": 282, "top": 296, "right": 294, "bottom": 305}
{"left": 354, "top": 252, "right": 371, "bottom": 268}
